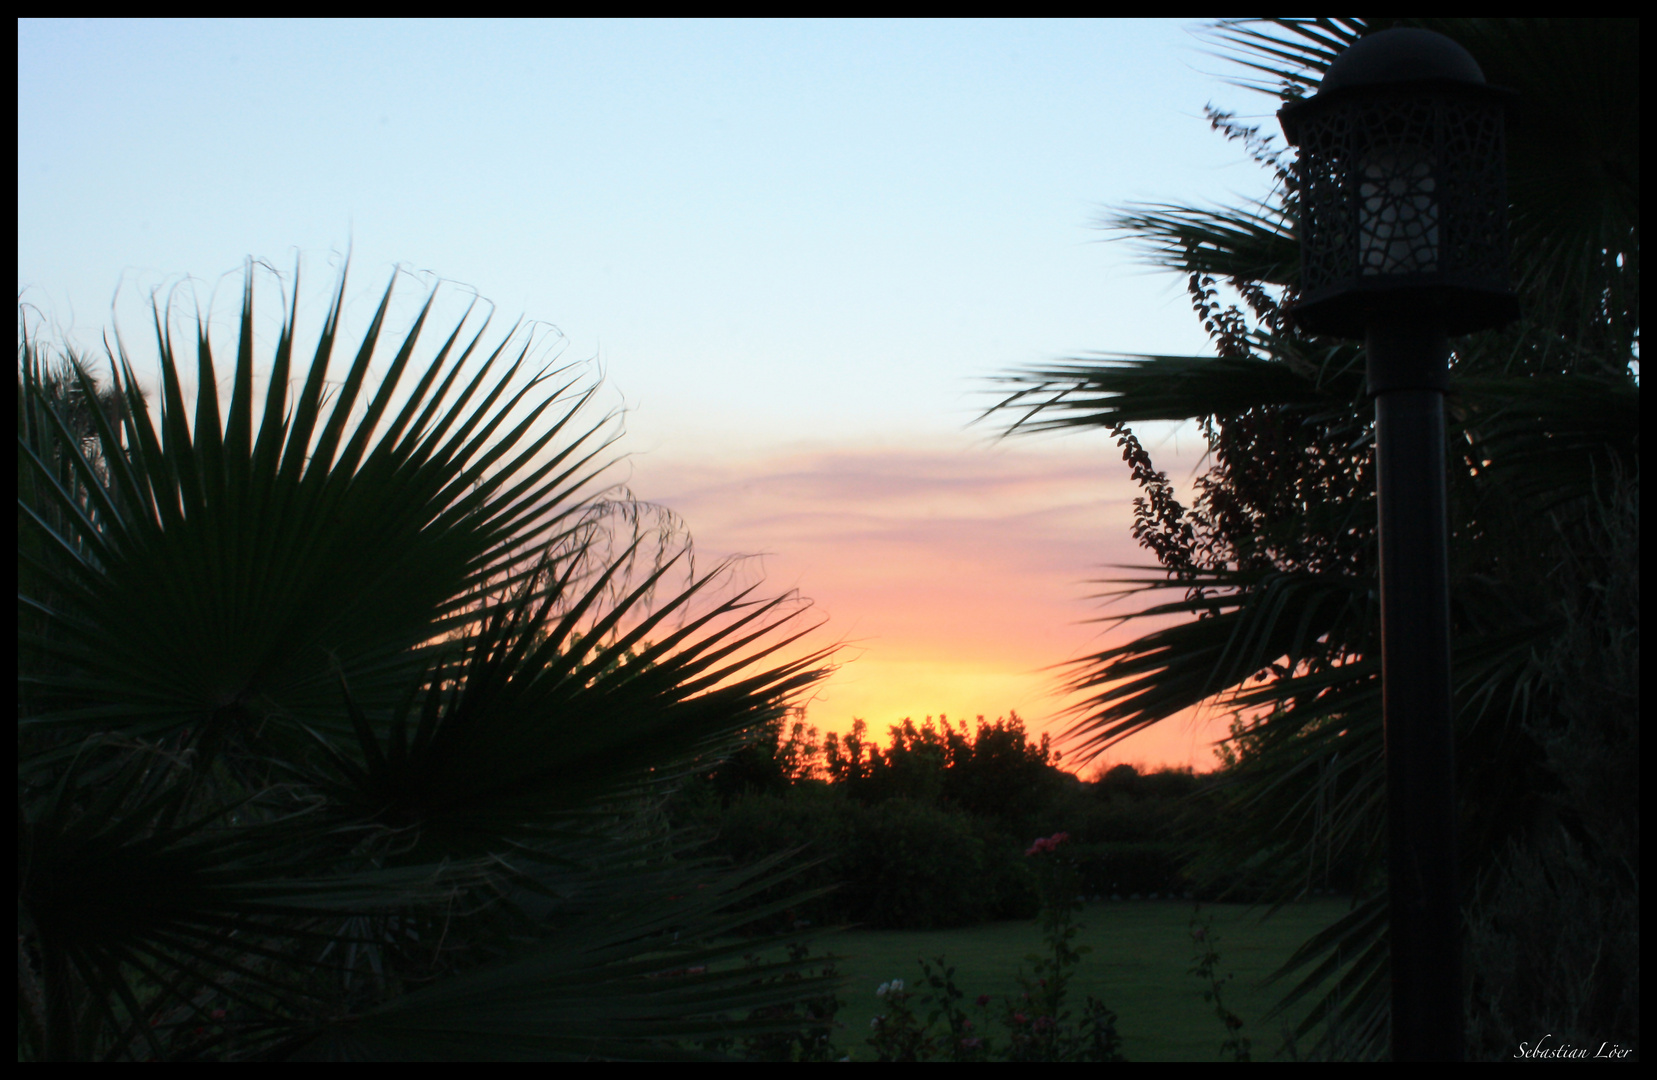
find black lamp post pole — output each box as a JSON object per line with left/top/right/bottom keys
{"left": 1367, "top": 318, "right": 1462, "bottom": 1061}
{"left": 1279, "top": 26, "right": 1519, "bottom": 1059}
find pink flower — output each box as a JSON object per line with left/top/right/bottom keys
{"left": 1024, "top": 832, "right": 1071, "bottom": 856}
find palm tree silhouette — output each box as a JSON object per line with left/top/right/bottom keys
{"left": 988, "top": 17, "right": 1637, "bottom": 1059}
{"left": 19, "top": 263, "right": 838, "bottom": 1060}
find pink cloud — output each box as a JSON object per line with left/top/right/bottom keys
{"left": 625, "top": 434, "right": 1235, "bottom": 772}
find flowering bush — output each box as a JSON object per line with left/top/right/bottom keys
{"left": 866, "top": 964, "right": 985, "bottom": 1062}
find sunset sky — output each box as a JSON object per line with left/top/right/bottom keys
{"left": 18, "top": 19, "right": 1281, "bottom": 772}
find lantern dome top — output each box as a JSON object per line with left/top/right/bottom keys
{"left": 1319, "top": 28, "right": 1487, "bottom": 94}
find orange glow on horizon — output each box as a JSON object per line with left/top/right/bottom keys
{"left": 628, "top": 431, "right": 1234, "bottom": 775}
{"left": 793, "top": 656, "right": 1234, "bottom": 777}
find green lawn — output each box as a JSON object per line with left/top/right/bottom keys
{"left": 799, "top": 898, "right": 1353, "bottom": 1061}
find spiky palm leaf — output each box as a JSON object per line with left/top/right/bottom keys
{"left": 987, "top": 350, "right": 1360, "bottom": 436}
{"left": 991, "top": 18, "right": 1637, "bottom": 1060}
{"left": 18, "top": 263, "right": 837, "bottom": 1060}
{"left": 21, "top": 267, "right": 623, "bottom": 750}
{"left": 1110, "top": 202, "right": 1300, "bottom": 289}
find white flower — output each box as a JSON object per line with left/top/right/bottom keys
{"left": 891, "top": 979, "right": 904, "bottom": 993}
{"left": 876, "top": 981, "right": 890, "bottom": 998}
{"left": 871, "top": 1016, "right": 884, "bottom": 1028}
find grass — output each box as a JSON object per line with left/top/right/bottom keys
{"left": 802, "top": 897, "right": 1353, "bottom": 1061}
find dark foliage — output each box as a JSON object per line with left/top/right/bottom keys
{"left": 987, "top": 18, "right": 1637, "bottom": 1058}
{"left": 672, "top": 714, "right": 1271, "bottom": 927}
{"left": 18, "top": 268, "right": 840, "bottom": 1061}
{"left": 863, "top": 834, "right": 1128, "bottom": 1061}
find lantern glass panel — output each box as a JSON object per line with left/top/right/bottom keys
{"left": 1359, "top": 149, "right": 1439, "bottom": 275}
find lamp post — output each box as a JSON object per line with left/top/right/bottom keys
{"left": 1277, "top": 28, "right": 1519, "bottom": 1062}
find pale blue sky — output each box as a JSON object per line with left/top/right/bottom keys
{"left": 19, "top": 18, "right": 1274, "bottom": 453}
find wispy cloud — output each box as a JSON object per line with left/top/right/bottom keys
{"left": 626, "top": 434, "right": 1232, "bottom": 771}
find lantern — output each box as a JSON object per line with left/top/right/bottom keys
{"left": 1278, "top": 28, "right": 1519, "bottom": 344}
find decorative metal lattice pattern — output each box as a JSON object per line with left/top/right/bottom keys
{"left": 1284, "top": 88, "right": 1515, "bottom": 336}
{"left": 1359, "top": 150, "right": 1439, "bottom": 275}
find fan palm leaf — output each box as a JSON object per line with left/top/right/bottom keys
{"left": 18, "top": 262, "right": 838, "bottom": 1060}
{"left": 1055, "top": 564, "right": 1375, "bottom": 756}
{"left": 1109, "top": 202, "right": 1301, "bottom": 288}
{"left": 987, "top": 353, "right": 1342, "bottom": 436}
{"left": 21, "top": 265, "right": 625, "bottom": 754}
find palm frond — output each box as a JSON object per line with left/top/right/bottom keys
{"left": 1453, "top": 373, "right": 1639, "bottom": 511}
{"left": 19, "top": 262, "right": 625, "bottom": 755}
{"left": 982, "top": 17, "right": 1638, "bottom": 1058}
{"left": 299, "top": 553, "right": 831, "bottom": 860}
{"left": 1202, "top": 18, "right": 1365, "bottom": 98}
{"left": 1107, "top": 201, "right": 1300, "bottom": 286}
{"left": 19, "top": 738, "right": 503, "bottom": 1059}
{"left": 287, "top": 852, "right": 843, "bottom": 1060}
{"left": 1434, "top": 18, "right": 1639, "bottom": 360}
{"left": 985, "top": 352, "right": 1351, "bottom": 437}
{"left": 1055, "top": 565, "right": 1375, "bottom": 759}
{"left": 19, "top": 263, "right": 838, "bottom": 1060}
